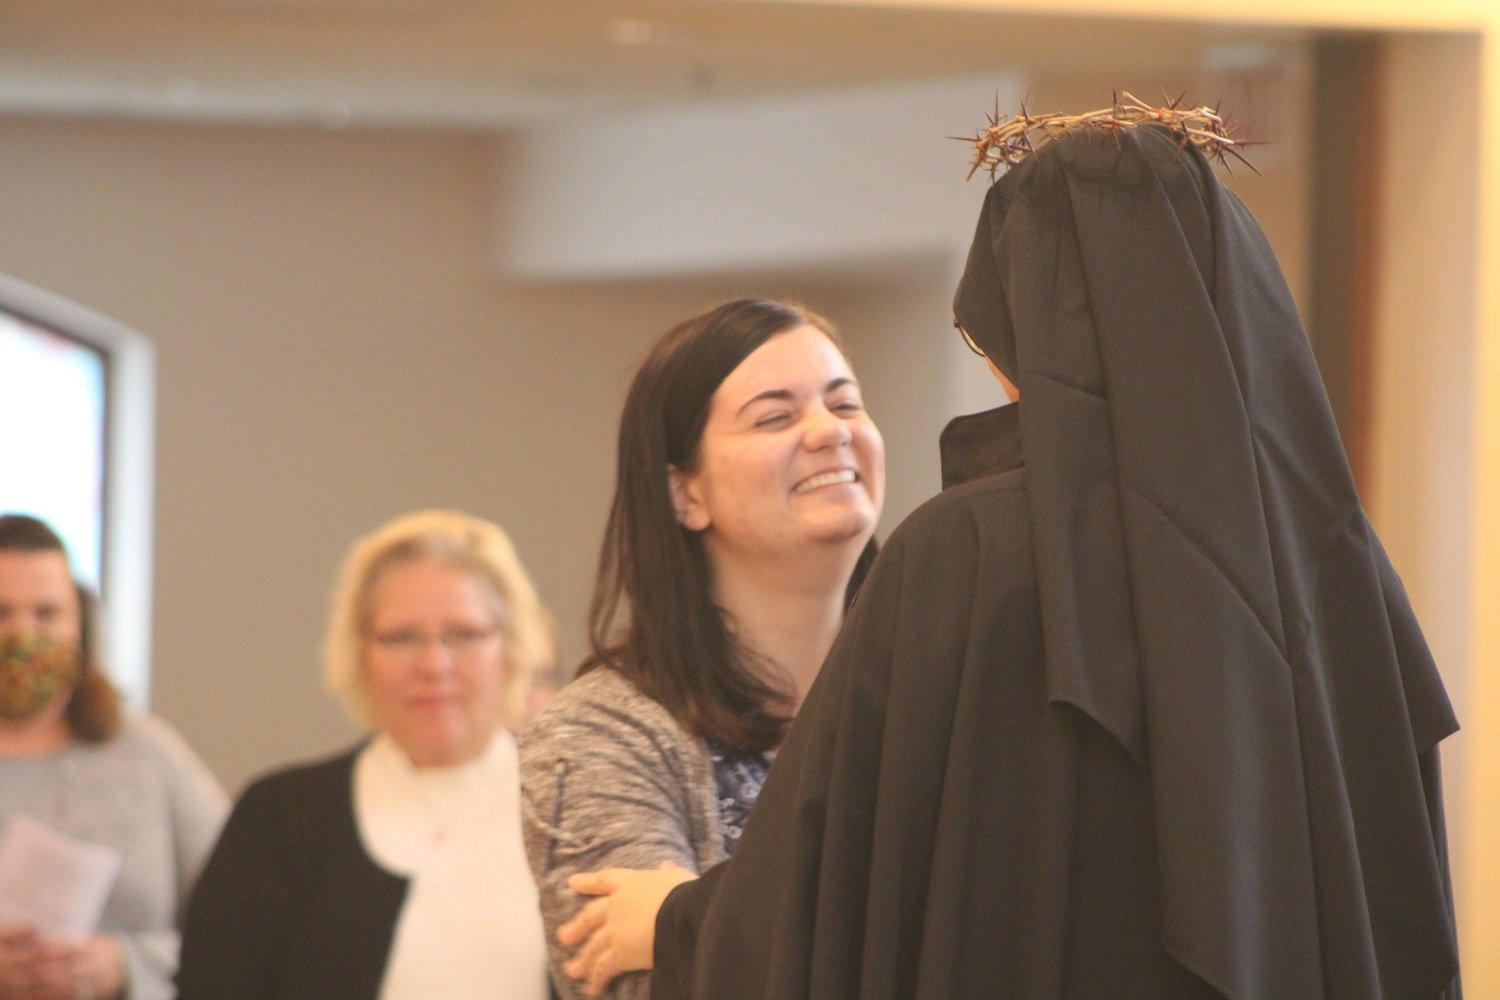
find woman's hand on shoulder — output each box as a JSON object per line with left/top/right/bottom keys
{"left": 557, "top": 862, "right": 697, "bottom": 997}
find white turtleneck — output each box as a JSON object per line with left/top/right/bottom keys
{"left": 353, "top": 729, "right": 548, "bottom": 1000}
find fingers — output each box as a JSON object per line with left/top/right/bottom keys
{"left": 584, "top": 950, "right": 616, "bottom": 997}
{"left": 557, "top": 862, "right": 688, "bottom": 996}
{"left": 579, "top": 931, "right": 617, "bottom": 997}
{"left": 0, "top": 928, "right": 43, "bottom": 990}
{"left": 561, "top": 942, "right": 592, "bottom": 986}
{"left": 562, "top": 911, "right": 622, "bottom": 996}
{"left": 72, "top": 934, "right": 124, "bottom": 1000}
{"left": 0, "top": 926, "right": 40, "bottom": 948}
{"left": 561, "top": 934, "right": 609, "bottom": 993}
{"left": 567, "top": 869, "right": 622, "bottom": 896}
{"left": 557, "top": 897, "right": 608, "bottom": 947}
{"left": 3, "top": 945, "right": 77, "bottom": 1000}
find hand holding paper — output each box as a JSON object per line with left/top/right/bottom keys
{"left": 0, "top": 814, "right": 122, "bottom": 941}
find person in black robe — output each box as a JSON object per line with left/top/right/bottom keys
{"left": 569, "top": 121, "right": 1461, "bottom": 999}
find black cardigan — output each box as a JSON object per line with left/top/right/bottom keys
{"left": 176, "top": 746, "right": 409, "bottom": 1000}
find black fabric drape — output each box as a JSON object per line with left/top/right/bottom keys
{"left": 653, "top": 125, "right": 1459, "bottom": 1000}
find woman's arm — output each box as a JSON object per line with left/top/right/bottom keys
{"left": 520, "top": 671, "right": 718, "bottom": 1000}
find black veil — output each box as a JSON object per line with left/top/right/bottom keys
{"left": 653, "top": 124, "right": 1460, "bottom": 1000}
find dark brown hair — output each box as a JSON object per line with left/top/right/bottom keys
{"left": 0, "top": 514, "right": 121, "bottom": 741}
{"left": 584, "top": 299, "right": 876, "bottom": 753}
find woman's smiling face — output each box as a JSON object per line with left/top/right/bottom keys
{"left": 669, "top": 323, "right": 884, "bottom": 564}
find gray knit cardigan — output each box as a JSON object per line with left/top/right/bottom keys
{"left": 519, "top": 667, "right": 728, "bottom": 1000}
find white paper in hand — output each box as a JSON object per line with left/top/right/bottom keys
{"left": 0, "top": 813, "right": 122, "bottom": 940}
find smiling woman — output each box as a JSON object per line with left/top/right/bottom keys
{"left": 667, "top": 325, "right": 883, "bottom": 568}
{"left": 176, "top": 510, "right": 556, "bottom": 1000}
{"left": 518, "top": 298, "right": 884, "bottom": 1000}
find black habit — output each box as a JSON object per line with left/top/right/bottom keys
{"left": 651, "top": 125, "right": 1460, "bottom": 999}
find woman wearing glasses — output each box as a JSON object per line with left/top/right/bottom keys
{"left": 519, "top": 298, "right": 884, "bottom": 1000}
{"left": 176, "top": 510, "right": 555, "bottom": 1000}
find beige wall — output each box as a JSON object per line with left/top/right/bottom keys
{"left": 1367, "top": 31, "right": 1482, "bottom": 941}
{"left": 0, "top": 119, "right": 713, "bottom": 789}
{"left": 0, "top": 119, "right": 976, "bottom": 791}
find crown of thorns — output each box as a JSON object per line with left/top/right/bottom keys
{"left": 963, "top": 91, "right": 1256, "bottom": 179}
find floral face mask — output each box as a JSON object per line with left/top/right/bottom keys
{"left": 0, "top": 634, "right": 81, "bottom": 721}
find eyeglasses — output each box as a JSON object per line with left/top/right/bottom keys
{"left": 367, "top": 626, "right": 501, "bottom": 662}
{"left": 954, "top": 318, "right": 986, "bottom": 358}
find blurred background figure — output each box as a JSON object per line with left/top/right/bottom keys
{"left": 520, "top": 298, "right": 884, "bottom": 999}
{"left": 0, "top": 513, "right": 227, "bottom": 1000}
{"left": 176, "top": 509, "right": 554, "bottom": 1000}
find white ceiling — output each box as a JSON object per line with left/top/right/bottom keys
{"left": 0, "top": 0, "right": 1304, "bottom": 129}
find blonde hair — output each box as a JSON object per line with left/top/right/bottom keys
{"left": 323, "top": 509, "right": 555, "bottom": 731}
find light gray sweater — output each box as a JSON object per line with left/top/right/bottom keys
{"left": 519, "top": 667, "right": 727, "bottom": 1000}
{"left": 0, "top": 714, "right": 228, "bottom": 1000}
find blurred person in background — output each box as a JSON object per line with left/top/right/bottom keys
{"left": 176, "top": 509, "right": 555, "bottom": 1000}
{"left": 0, "top": 512, "right": 227, "bottom": 1000}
